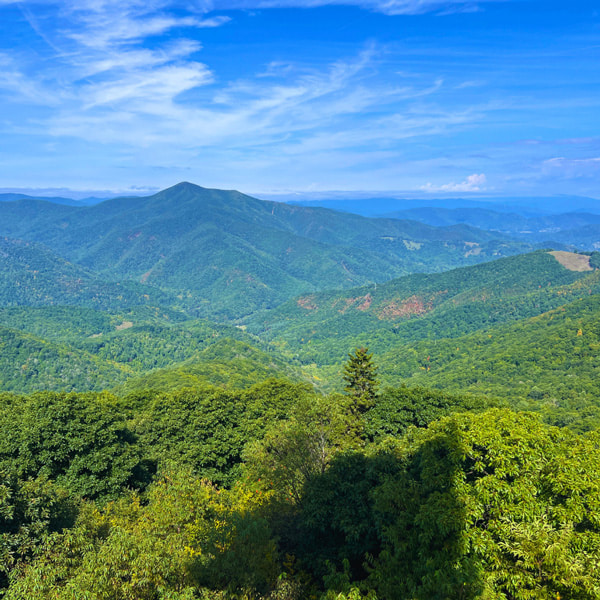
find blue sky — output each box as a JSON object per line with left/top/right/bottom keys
{"left": 0, "top": 0, "right": 598, "bottom": 198}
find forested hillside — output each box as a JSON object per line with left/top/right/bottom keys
{"left": 0, "top": 183, "right": 533, "bottom": 319}
{"left": 248, "top": 250, "right": 600, "bottom": 366}
{"left": 0, "top": 313, "right": 297, "bottom": 393}
{"left": 3, "top": 187, "right": 600, "bottom": 599}
{"left": 0, "top": 237, "right": 178, "bottom": 310}
{"left": 2, "top": 246, "right": 600, "bottom": 400}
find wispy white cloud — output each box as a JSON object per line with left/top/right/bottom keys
{"left": 0, "top": 0, "right": 220, "bottom": 108}
{"left": 45, "top": 44, "right": 465, "bottom": 157}
{"left": 208, "top": 0, "right": 499, "bottom": 16}
{"left": 542, "top": 157, "right": 600, "bottom": 178}
{"left": 0, "top": 53, "right": 62, "bottom": 104}
{"left": 420, "top": 173, "right": 487, "bottom": 192}
{"left": 455, "top": 80, "right": 485, "bottom": 89}
{"left": 0, "top": 0, "right": 532, "bottom": 193}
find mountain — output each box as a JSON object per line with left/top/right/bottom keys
{"left": 0, "top": 237, "right": 180, "bottom": 311}
{"left": 0, "top": 182, "right": 533, "bottom": 320}
{"left": 0, "top": 192, "right": 104, "bottom": 206}
{"left": 283, "top": 194, "right": 600, "bottom": 217}
{"left": 247, "top": 251, "right": 600, "bottom": 392}
{"left": 379, "top": 207, "right": 600, "bottom": 233}
{"left": 377, "top": 207, "right": 600, "bottom": 250}
{"left": 543, "top": 224, "right": 600, "bottom": 251}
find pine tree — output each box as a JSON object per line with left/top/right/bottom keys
{"left": 343, "top": 347, "right": 378, "bottom": 414}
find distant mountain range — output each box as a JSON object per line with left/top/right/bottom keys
{"left": 377, "top": 207, "right": 600, "bottom": 250}
{"left": 283, "top": 194, "right": 600, "bottom": 217}
{"left": 0, "top": 182, "right": 534, "bottom": 320}
{"left": 283, "top": 197, "right": 600, "bottom": 251}
{"left": 0, "top": 192, "right": 105, "bottom": 206}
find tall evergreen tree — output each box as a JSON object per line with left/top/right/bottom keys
{"left": 343, "top": 347, "right": 378, "bottom": 414}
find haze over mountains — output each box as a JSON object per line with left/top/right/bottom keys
{"left": 285, "top": 194, "right": 600, "bottom": 216}
{"left": 287, "top": 196, "right": 600, "bottom": 250}
{"left": 0, "top": 192, "right": 105, "bottom": 207}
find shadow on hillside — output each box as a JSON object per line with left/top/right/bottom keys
{"left": 280, "top": 425, "right": 484, "bottom": 599}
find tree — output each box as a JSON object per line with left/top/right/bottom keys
{"left": 343, "top": 348, "right": 378, "bottom": 414}
{"left": 0, "top": 472, "right": 77, "bottom": 591}
{"left": 244, "top": 394, "right": 359, "bottom": 505}
{"left": 0, "top": 392, "right": 153, "bottom": 501}
{"left": 371, "top": 409, "right": 600, "bottom": 599}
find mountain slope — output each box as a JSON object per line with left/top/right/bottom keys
{"left": 0, "top": 325, "right": 130, "bottom": 392}
{"left": 248, "top": 250, "right": 599, "bottom": 363}
{"left": 0, "top": 182, "right": 533, "bottom": 319}
{"left": 391, "top": 293, "right": 600, "bottom": 403}
{"left": 114, "top": 339, "right": 300, "bottom": 394}
{"left": 248, "top": 251, "right": 600, "bottom": 389}
{"left": 0, "top": 316, "right": 298, "bottom": 394}
{"left": 0, "top": 237, "right": 179, "bottom": 311}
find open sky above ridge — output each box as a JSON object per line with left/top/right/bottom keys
{"left": 0, "top": 0, "right": 598, "bottom": 198}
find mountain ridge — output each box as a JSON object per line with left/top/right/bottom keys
{"left": 0, "top": 182, "right": 534, "bottom": 320}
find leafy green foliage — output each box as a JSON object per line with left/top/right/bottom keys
{"left": 372, "top": 410, "right": 600, "bottom": 599}
{"left": 131, "top": 379, "right": 310, "bottom": 487}
{"left": 0, "top": 392, "right": 152, "bottom": 500}
{"left": 0, "top": 473, "right": 77, "bottom": 590}
{"left": 365, "top": 385, "right": 502, "bottom": 440}
{"left": 590, "top": 251, "right": 600, "bottom": 269}
{"left": 0, "top": 313, "right": 299, "bottom": 393}
{"left": 115, "top": 339, "right": 300, "bottom": 395}
{"left": 1, "top": 383, "right": 600, "bottom": 600}
{"left": 244, "top": 394, "right": 359, "bottom": 504}
{"left": 0, "top": 326, "right": 131, "bottom": 392}
{"left": 4, "top": 470, "right": 280, "bottom": 600}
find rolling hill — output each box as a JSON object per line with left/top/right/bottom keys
{"left": 246, "top": 250, "right": 600, "bottom": 401}
{"left": 0, "top": 237, "right": 180, "bottom": 311}
{"left": 0, "top": 313, "right": 297, "bottom": 393}
{"left": 0, "top": 182, "right": 533, "bottom": 319}
{"left": 247, "top": 250, "right": 599, "bottom": 359}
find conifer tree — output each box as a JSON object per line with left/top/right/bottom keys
{"left": 343, "top": 347, "right": 378, "bottom": 414}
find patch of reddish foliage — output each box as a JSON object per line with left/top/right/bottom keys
{"left": 356, "top": 293, "right": 373, "bottom": 311}
{"left": 378, "top": 295, "right": 432, "bottom": 320}
{"left": 297, "top": 296, "right": 318, "bottom": 310}
{"left": 335, "top": 294, "right": 372, "bottom": 314}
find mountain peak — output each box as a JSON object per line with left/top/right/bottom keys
{"left": 163, "top": 182, "right": 206, "bottom": 193}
